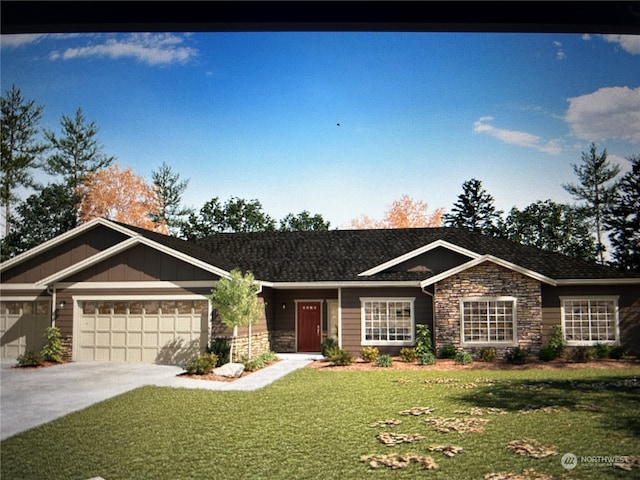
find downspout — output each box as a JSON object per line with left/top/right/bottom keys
{"left": 337, "top": 287, "right": 342, "bottom": 348}
{"left": 46, "top": 284, "right": 57, "bottom": 327}
{"left": 421, "top": 285, "right": 435, "bottom": 349}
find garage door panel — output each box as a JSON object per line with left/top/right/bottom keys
{"left": 78, "top": 300, "right": 206, "bottom": 363}
{"left": 1, "top": 301, "right": 50, "bottom": 359}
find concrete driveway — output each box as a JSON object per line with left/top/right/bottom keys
{"left": 0, "top": 354, "right": 318, "bottom": 441}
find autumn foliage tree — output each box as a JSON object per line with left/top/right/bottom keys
{"left": 77, "top": 164, "right": 166, "bottom": 232}
{"left": 350, "top": 195, "right": 443, "bottom": 229}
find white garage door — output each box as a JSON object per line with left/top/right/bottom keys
{"left": 0, "top": 300, "right": 50, "bottom": 359}
{"left": 78, "top": 300, "right": 208, "bottom": 363}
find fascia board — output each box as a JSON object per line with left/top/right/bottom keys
{"left": 35, "top": 236, "right": 231, "bottom": 286}
{"left": 420, "top": 255, "right": 557, "bottom": 288}
{"left": 358, "top": 239, "right": 480, "bottom": 277}
{"left": 267, "top": 281, "right": 421, "bottom": 289}
{"left": 555, "top": 278, "right": 640, "bottom": 285}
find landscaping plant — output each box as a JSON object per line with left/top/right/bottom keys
{"left": 454, "top": 350, "right": 473, "bottom": 365}
{"left": 439, "top": 343, "right": 457, "bottom": 359}
{"left": 207, "top": 337, "right": 230, "bottom": 366}
{"left": 571, "top": 346, "right": 595, "bottom": 363}
{"left": 399, "top": 347, "right": 417, "bottom": 363}
{"left": 479, "top": 347, "right": 497, "bottom": 362}
{"left": 41, "top": 326, "right": 65, "bottom": 363}
{"left": 504, "top": 347, "right": 528, "bottom": 364}
{"left": 15, "top": 350, "right": 43, "bottom": 367}
{"left": 183, "top": 352, "right": 218, "bottom": 375}
{"left": 328, "top": 347, "right": 353, "bottom": 366}
{"left": 361, "top": 346, "right": 379, "bottom": 363}
{"left": 321, "top": 337, "right": 338, "bottom": 358}
{"left": 376, "top": 354, "right": 393, "bottom": 367}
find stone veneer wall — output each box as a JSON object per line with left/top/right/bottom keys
{"left": 230, "top": 331, "right": 271, "bottom": 361}
{"left": 434, "top": 262, "right": 542, "bottom": 357}
{"left": 270, "top": 330, "right": 296, "bottom": 353}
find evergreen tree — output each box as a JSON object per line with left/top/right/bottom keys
{"left": 44, "top": 108, "right": 115, "bottom": 190}
{"left": 605, "top": 155, "right": 640, "bottom": 271}
{"left": 562, "top": 143, "right": 620, "bottom": 264}
{"left": 502, "top": 200, "right": 597, "bottom": 261}
{"left": 443, "top": 178, "right": 503, "bottom": 235}
{"left": 0, "top": 85, "right": 46, "bottom": 235}
{"left": 151, "top": 162, "right": 191, "bottom": 235}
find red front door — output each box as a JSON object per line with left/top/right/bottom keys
{"left": 297, "top": 301, "right": 321, "bottom": 352}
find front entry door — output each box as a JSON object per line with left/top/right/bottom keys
{"left": 297, "top": 301, "right": 321, "bottom": 352}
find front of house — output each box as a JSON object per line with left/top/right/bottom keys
{"left": 1, "top": 218, "right": 638, "bottom": 363}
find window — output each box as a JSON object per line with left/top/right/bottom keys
{"left": 561, "top": 297, "right": 619, "bottom": 345}
{"left": 361, "top": 298, "right": 414, "bottom": 345}
{"left": 461, "top": 297, "right": 516, "bottom": 345}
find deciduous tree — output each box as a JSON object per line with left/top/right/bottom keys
{"left": 562, "top": 143, "right": 620, "bottom": 264}
{"left": 443, "top": 178, "right": 503, "bottom": 235}
{"left": 279, "top": 210, "right": 330, "bottom": 231}
{"left": 605, "top": 155, "right": 640, "bottom": 272}
{"left": 1, "top": 85, "right": 46, "bottom": 235}
{"left": 350, "top": 195, "right": 443, "bottom": 229}
{"left": 44, "top": 108, "right": 115, "bottom": 190}
{"left": 76, "top": 164, "right": 166, "bottom": 232}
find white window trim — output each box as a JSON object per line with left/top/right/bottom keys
{"left": 560, "top": 296, "right": 620, "bottom": 346}
{"left": 460, "top": 296, "right": 518, "bottom": 347}
{"left": 360, "top": 297, "right": 415, "bottom": 346}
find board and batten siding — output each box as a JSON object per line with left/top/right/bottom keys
{"left": 340, "top": 287, "right": 432, "bottom": 356}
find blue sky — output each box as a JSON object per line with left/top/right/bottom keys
{"left": 1, "top": 31, "right": 639, "bottom": 229}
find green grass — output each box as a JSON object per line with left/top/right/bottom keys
{"left": 2, "top": 366, "right": 639, "bottom": 479}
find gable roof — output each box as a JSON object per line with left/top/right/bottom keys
{"left": 195, "top": 227, "right": 640, "bottom": 284}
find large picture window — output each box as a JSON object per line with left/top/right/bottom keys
{"left": 461, "top": 297, "right": 516, "bottom": 345}
{"left": 361, "top": 298, "right": 414, "bottom": 345}
{"left": 561, "top": 297, "right": 619, "bottom": 345}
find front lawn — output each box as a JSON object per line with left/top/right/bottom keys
{"left": 2, "top": 366, "right": 639, "bottom": 479}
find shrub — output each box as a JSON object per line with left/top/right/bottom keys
{"left": 479, "top": 347, "right": 497, "bottom": 362}
{"left": 376, "top": 354, "right": 393, "bottom": 367}
{"left": 571, "top": 346, "right": 595, "bottom": 363}
{"left": 16, "top": 350, "right": 43, "bottom": 367}
{"left": 399, "top": 347, "right": 418, "bottom": 363}
{"left": 594, "top": 343, "right": 611, "bottom": 359}
{"left": 415, "top": 324, "right": 433, "bottom": 356}
{"left": 321, "top": 337, "right": 338, "bottom": 358}
{"left": 504, "top": 347, "right": 528, "bottom": 364}
{"left": 608, "top": 345, "right": 626, "bottom": 359}
{"left": 538, "top": 345, "right": 557, "bottom": 362}
{"left": 328, "top": 347, "right": 353, "bottom": 366}
{"left": 439, "top": 344, "right": 457, "bottom": 359}
{"left": 242, "top": 351, "right": 279, "bottom": 372}
{"left": 361, "top": 346, "right": 379, "bottom": 363}
{"left": 183, "top": 352, "right": 218, "bottom": 375}
{"left": 547, "top": 325, "right": 567, "bottom": 359}
{"left": 454, "top": 350, "right": 473, "bottom": 365}
{"left": 418, "top": 351, "right": 436, "bottom": 366}
{"left": 41, "top": 326, "right": 64, "bottom": 363}
{"left": 207, "top": 337, "right": 230, "bottom": 366}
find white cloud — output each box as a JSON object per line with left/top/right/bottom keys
{"left": 601, "top": 34, "right": 640, "bottom": 55}
{"left": 581, "top": 34, "right": 592, "bottom": 41}
{"left": 0, "top": 34, "right": 47, "bottom": 48}
{"left": 565, "top": 86, "right": 640, "bottom": 143}
{"left": 473, "top": 117, "right": 562, "bottom": 154}
{"left": 553, "top": 40, "right": 565, "bottom": 60}
{"left": 49, "top": 33, "right": 197, "bottom": 65}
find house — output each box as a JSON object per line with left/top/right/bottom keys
{"left": 1, "top": 218, "right": 639, "bottom": 363}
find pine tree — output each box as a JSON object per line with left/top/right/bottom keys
{"left": 0, "top": 85, "right": 46, "bottom": 235}
{"left": 605, "top": 155, "right": 640, "bottom": 271}
{"left": 562, "top": 143, "right": 620, "bottom": 264}
{"left": 443, "top": 178, "right": 503, "bottom": 235}
{"left": 151, "top": 162, "right": 191, "bottom": 235}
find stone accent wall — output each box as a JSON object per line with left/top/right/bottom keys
{"left": 230, "top": 332, "right": 271, "bottom": 361}
{"left": 270, "top": 330, "right": 296, "bottom": 353}
{"left": 61, "top": 335, "right": 73, "bottom": 362}
{"left": 434, "top": 262, "right": 542, "bottom": 357}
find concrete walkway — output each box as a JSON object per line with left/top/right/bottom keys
{"left": 0, "top": 353, "right": 320, "bottom": 441}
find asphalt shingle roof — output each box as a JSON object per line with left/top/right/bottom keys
{"left": 190, "top": 227, "right": 638, "bottom": 283}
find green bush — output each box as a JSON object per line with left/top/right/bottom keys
{"left": 399, "top": 347, "right": 417, "bottom": 363}
{"left": 439, "top": 343, "right": 457, "bottom": 359}
{"left": 608, "top": 345, "right": 626, "bottom": 359}
{"left": 504, "top": 346, "right": 528, "bottom": 364}
{"left": 376, "top": 354, "right": 393, "bottom": 367}
{"left": 183, "top": 352, "right": 218, "bottom": 375}
{"left": 415, "top": 324, "right": 433, "bottom": 356}
{"left": 537, "top": 345, "right": 557, "bottom": 362}
{"left": 418, "top": 351, "right": 436, "bottom": 366}
{"left": 207, "top": 337, "right": 230, "bottom": 366}
{"left": 479, "top": 347, "right": 497, "bottom": 362}
{"left": 454, "top": 350, "right": 473, "bottom": 365}
{"left": 547, "top": 325, "right": 567, "bottom": 359}
{"left": 361, "top": 346, "right": 379, "bottom": 363}
{"left": 242, "top": 351, "right": 279, "bottom": 372}
{"left": 571, "top": 346, "right": 595, "bottom": 363}
{"left": 594, "top": 343, "right": 611, "bottom": 359}
{"left": 328, "top": 347, "right": 353, "bottom": 366}
{"left": 16, "top": 350, "right": 44, "bottom": 367}
{"left": 321, "top": 337, "right": 338, "bottom": 358}
{"left": 41, "top": 326, "right": 65, "bottom": 363}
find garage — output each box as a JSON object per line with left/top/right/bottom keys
{"left": 77, "top": 299, "right": 209, "bottom": 363}
{"left": 0, "top": 299, "right": 50, "bottom": 359}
